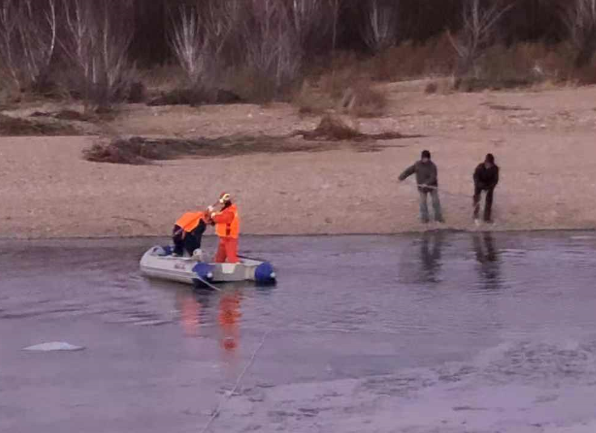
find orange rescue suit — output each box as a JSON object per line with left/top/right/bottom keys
{"left": 212, "top": 204, "right": 240, "bottom": 263}
{"left": 175, "top": 211, "right": 206, "bottom": 233}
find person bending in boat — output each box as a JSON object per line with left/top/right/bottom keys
{"left": 172, "top": 211, "right": 209, "bottom": 259}
{"left": 209, "top": 193, "right": 240, "bottom": 263}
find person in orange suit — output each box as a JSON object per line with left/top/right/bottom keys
{"left": 172, "top": 211, "right": 209, "bottom": 258}
{"left": 209, "top": 193, "right": 240, "bottom": 263}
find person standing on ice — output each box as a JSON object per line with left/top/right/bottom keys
{"left": 209, "top": 193, "right": 240, "bottom": 263}
{"left": 473, "top": 153, "right": 499, "bottom": 224}
{"left": 398, "top": 150, "right": 445, "bottom": 224}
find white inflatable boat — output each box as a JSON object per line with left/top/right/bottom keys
{"left": 140, "top": 245, "right": 276, "bottom": 287}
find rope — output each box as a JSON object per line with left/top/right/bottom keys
{"left": 413, "top": 183, "right": 470, "bottom": 199}
{"left": 199, "top": 329, "right": 271, "bottom": 433}
{"left": 402, "top": 182, "right": 484, "bottom": 213}
{"left": 195, "top": 275, "right": 222, "bottom": 292}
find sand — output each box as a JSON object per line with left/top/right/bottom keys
{"left": 1, "top": 84, "right": 596, "bottom": 238}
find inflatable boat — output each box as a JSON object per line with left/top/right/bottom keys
{"left": 140, "top": 246, "right": 276, "bottom": 287}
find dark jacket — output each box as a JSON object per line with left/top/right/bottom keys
{"left": 474, "top": 163, "right": 499, "bottom": 190}
{"left": 399, "top": 160, "right": 438, "bottom": 191}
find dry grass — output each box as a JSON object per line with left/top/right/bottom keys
{"left": 294, "top": 73, "right": 388, "bottom": 118}
{"left": 293, "top": 80, "right": 334, "bottom": 116}
{"left": 31, "top": 109, "right": 94, "bottom": 122}
{"left": 340, "top": 80, "right": 388, "bottom": 117}
{"left": 365, "top": 35, "right": 456, "bottom": 81}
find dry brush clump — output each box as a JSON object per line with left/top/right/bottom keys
{"left": 83, "top": 115, "right": 408, "bottom": 164}
{"left": 293, "top": 114, "right": 406, "bottom": 141}
{"left": 0, "top": 113, "right": 77, "bottom": 136}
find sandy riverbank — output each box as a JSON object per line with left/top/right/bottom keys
{"left": 1, "top": 84, "right": 596, "bottom": 238}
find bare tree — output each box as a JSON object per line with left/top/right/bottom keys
{"left": 0, "top": 0, "right": 56, "bottom": 91}
{"left": 242, "top": 0, "right": 302, "bottom": 99}
{"left": 170, "top": 6, "right": 208, "bottom": 87}
{"left": 360, "top": 0, "right": 399, "bottom": 53}
{"left": 61, "top": 0, "right": 134, "bottom": 111}
{"left": 169, "top": 0, "right": 240, "bottom": 92}
{"left": 564, "top": 0, "right": 596, "bottom": 68}
{"left": 329, "top": 0, "right": 343, "bottom": 52}
{"left": 289, "top": 0, "right": 326, "bottom": 50}
{"left": 448, "top": 0, "right": 512, "bottom": 77}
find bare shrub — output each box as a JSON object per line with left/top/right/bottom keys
{"left": 60, "top": 0, "right": 135, "bottom": 111}
{"left": 360, "top": 0, "right": 399, "bottom": 53}
{"left": 293, "top": 80, "right": 334, "bottom": 116}
{"left": 424, "top": 82, "right": 439, "bottom": 94}
{"left": 0, "top": 0, "right": 57, "bottom": 92}
{"left": 564, "top": 0, "right": 596, "bottom": 68}
{"left": 318, "top": 62, "right": 361, "bottom": 99}
{"left": 448, "top": 0, "right": 512, "bottom": 79}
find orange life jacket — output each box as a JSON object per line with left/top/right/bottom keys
{"left": 214, "top": 204, "right": 240, "bottom": 239}
{"left": 175, "top": 212, "right": 206, "bottom": 233}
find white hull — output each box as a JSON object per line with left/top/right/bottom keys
{"left": 140, "top": 246, "right": 276, "bottom": 287}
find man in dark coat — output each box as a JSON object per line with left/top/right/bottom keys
{"left": 399, "top": 150, "right": 444, "bottom": 223}
{"left": 473, "top": 153, "right": 500, "bottom": 223}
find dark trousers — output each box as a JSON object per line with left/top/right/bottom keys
{"left": 474, "top": 187, "right": 494, "bottom": 221}
{"left": 172, "top": 220, "right": 206, "bottom": 256}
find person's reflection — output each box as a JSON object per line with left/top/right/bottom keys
{"left": 472, "top": 231, "right": 501, "bottom": 289}
{"left": 177, "top": 288, "right": 243, "bottom": 360}
{"left": 419, "top": 231, "right": 445, "bottom": 283}
{"left": 218, "top": 291, "right": 242, "bottom": 357}
{"left": 176, "top": 289, "right": 211, "bottom": 337}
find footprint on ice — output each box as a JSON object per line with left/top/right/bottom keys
{"left": 23, "top": 342, "right": 85, "bottom": 352}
